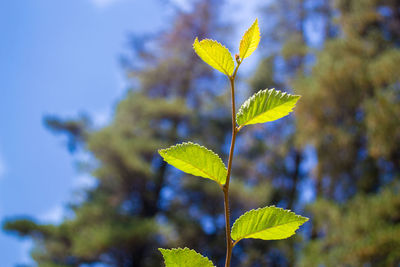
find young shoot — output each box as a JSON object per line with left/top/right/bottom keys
{"left": 158, "top": 18, "right": 308, "bottom": 267}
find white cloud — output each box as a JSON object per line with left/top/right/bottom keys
{"left": 19, "top": 240, "right": 34, "bottom": 265}
{"left": 89, "top": 0, "right": 122, "bottom": 8}
{"left": 39, "top": 205, "right": 64, "bottom": 224}
{"left": 0, "top": 152, "right": 6, "bottom": 179}
{"left": 73, "top": 174, "right": 97, "bottom": 189}
{"left": 170, "top": 0, "right": 192, "bottom": 12}
{"left": 92, "top": 109, "right": 112, "bottom": 128}
{"left": 75, "top": 151, "right": 92, "bottom": 162}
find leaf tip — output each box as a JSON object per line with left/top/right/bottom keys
{"left": 158, "top": 148, "right": 166, "bottom": 157}
{"left": 193, "top": 37, "right": 199, "bottom": 50}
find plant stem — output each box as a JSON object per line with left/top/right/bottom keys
{"left": 223, "top": 185, "right": 233, "bottom": 267}
{"left": 223, "top": 63, "right": 240, "bottom": 267}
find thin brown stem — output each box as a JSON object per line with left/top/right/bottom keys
{"left": 223, "top": 62, "right": 240, "bottom": 267}
{"left": 225, "top": 77, "right": 238, "bottom": 188}
{"left": 223, "top": 186, "right": 233, "bottom": 267}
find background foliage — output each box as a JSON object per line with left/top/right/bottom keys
{"left": 3, "top": 0, "right": 400, "bottom": 266}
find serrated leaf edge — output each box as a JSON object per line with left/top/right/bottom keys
{"left": 239, "top": 18, "right": 260, "bottom": 59}
{"left": 158, "top": 141, "right": 227, "bottom": 185}
{"left": 236, "top": 88, "right": 301, "bottom": 128}
{"left": 159, "top": 247, "right": 216, "bottom": 267}
{"left": 231, "top": 205, "right": 309, "bottom": 242}
{"left": 193, "top": 37, "right": 234, "bottom": 76}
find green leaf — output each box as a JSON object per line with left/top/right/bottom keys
{"left": 158, "top": 142, "right": 227, "bottom": 185}
{"left": 159, "top": 248, "right": 215, "bottom": 267}
{"left": 236, "top": 88, "right": 300, "bottom": 127}
{"left": 193, "top": 38, "right": 234, "bottom": 76}
{"left": 231, "top": 206, "right": 308, "bottom": 242}
{"left": 239, "top": 18, "right": 261, "bottom": 60}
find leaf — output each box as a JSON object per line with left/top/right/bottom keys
{"left": 239, "top": 18, "right": 261, "bottom": 60}
{"left": 193, "top": 38, "right": 234, "bottom": 76}
{"left": 158, "top": 142, "right": 227, "bottom": 185}
{"left": 231, "top": 206, "right": 308, "bottom": 242}
{"left": 159, "top": 248, "right": 216, "bottom": 267}
{"left": 236, "top": 88, "right": 300, "bottom": 127}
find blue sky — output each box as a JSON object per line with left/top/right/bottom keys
{"left": 0, "top": 0, "right": 166, "bottom": 265}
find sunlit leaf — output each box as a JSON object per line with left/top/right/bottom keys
{"left": 158, "top": 142, "right": 227, "bottom": 185}
{"left": 193, "top": 38, "right": 234, "bottom": 76}
{"left": 237, "top": 88, "right": 300, "bottom": 127}
{"left": 159, "top": 248, "right": 215, "bottom": 267}
{"left": 239, "top": 18, "right": 260, "bottom": 60}
{"left": 231, "top": 206, "right": 308, "bottom": 242}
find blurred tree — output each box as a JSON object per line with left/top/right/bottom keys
{"left": 290, "top": 0, "right": 400, "bottom": 265}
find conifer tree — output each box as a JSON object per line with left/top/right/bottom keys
{"left": 290, "top": 0, "right": 400, "bottom": 265}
